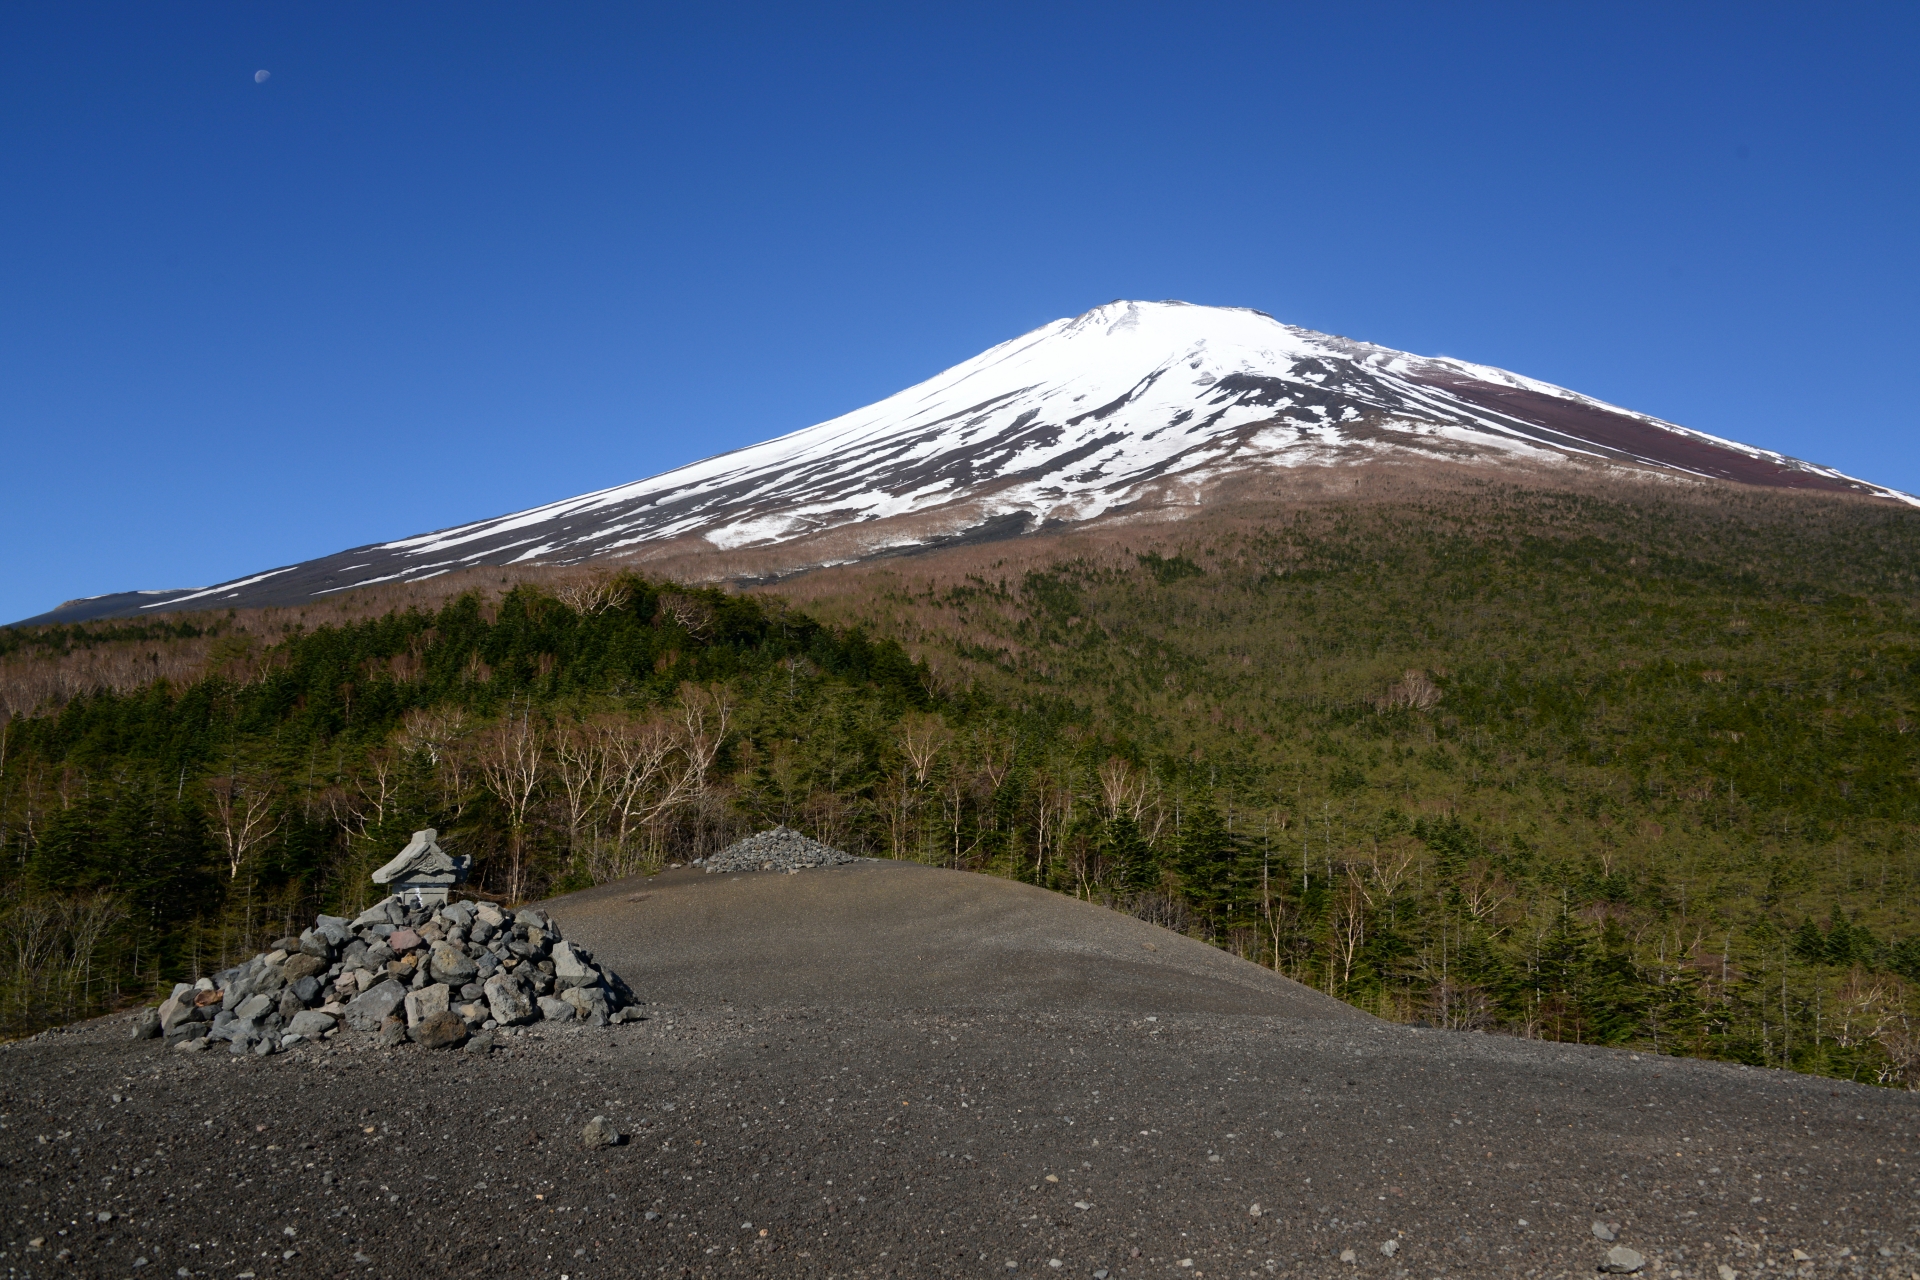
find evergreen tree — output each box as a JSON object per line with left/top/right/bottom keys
{"left": 1177, "top": 799, "right": 1239, "bottom": 926}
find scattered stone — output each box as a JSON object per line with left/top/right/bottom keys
{"left": 1338, "top": 1248, "right": 1356, "bottom": 1264}
{"left": 410, "top": 1009, "right": 469, "bottom": 1050}
{"left": 1791, "top": 1250, "right": 1812, "bottom": 1262}
{"left": 1717, "top": 1265, "right": 1738, "bottom": 1280}
{"left": 697, "top": 825, "right": 876, "bottom": 874}
{"left": 130, "top": 1009, "right": 161, "bottom": 1040}
{"left": 1593, "top": 1221, "right": 1619, "bottom": 1242}
{"left": 1247, "top": 1203, "right": 1261, "bottom": 1217}
{"left": 1600, "top": 1245, "right": 1646, "bottom": 1274}
{"left": 464, "top": 1029, "right": 495, "bottom": 1055}
{"left": 1381, "top": 1240, "right": 1399, "bottom": 1257}
{"left": 581, "top": 1115, "right": 621, "bottom": 1148}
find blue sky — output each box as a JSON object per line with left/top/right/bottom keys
{"left": 4, "top": 3, "right": 1917, "bottom": 623}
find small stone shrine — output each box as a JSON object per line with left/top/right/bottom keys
{"left": 371, "top": 828, "right": 470, "bottom": 908}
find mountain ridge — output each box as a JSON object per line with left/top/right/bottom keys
{"left": 17, "top": 300, "right": 1913, "bottom": 626}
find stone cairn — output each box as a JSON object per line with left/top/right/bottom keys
{"left": 695, "top": 825, "right": 874, "bottom": 874}
{"left": 134, "top": 895, "right": 640, "bottom": 1057}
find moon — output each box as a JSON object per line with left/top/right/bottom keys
{"left": 254, "top": 69, "right": 270, "bottom": 83}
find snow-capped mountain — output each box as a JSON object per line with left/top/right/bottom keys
{"left": 23, "top": 301, "right": 1914, "bottom": 625}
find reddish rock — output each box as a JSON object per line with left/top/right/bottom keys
{"left": 387, "top": 928, "right": 421, "bottom": 952}
{"left": 409, "top": 1009, "right": 469, "bottom": 1050}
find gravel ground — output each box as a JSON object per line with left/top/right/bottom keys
{"left": 2, "top": 863, "right": 1914, "bottom": 1280}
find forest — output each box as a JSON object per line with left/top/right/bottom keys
{"left": 2, "top": 478, "right": 1917, "bottom": 1088}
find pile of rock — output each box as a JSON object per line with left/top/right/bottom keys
{"left": 135, "top": 896, "right": 641, "bottom": 1057}
{"left": 696, "top": 825, "right": 873, "bottom": 874}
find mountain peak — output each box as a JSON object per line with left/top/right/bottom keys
{"left": 17, "top": 303, "right": 1913, "bottom": 625}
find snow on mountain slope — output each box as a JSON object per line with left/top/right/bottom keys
{"left": 18, "top": 301, "right": 1914, "bottom": 625}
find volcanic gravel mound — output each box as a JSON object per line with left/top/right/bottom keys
{"left": 696, "top": 825, "right": 873, "bottom": 874}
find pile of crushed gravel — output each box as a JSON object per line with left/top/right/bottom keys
{"left": 696, "top": 826, "right": 873, "bottom": 874}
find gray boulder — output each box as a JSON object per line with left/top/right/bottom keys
{"left": 484, "top": 974, "right": 535, "bottom": 1026}
{"left": 404, "top": 983, "right": 450, "bottom": 1028}
{"left": 551, "top": 941, "right": 595, "bottom": 985}
{"left": 428, "top": 941, "right": 477, "bottom": 985}
{"left": 537, "top": 995, "right": 574, "bottom": 1023}
{"left": 286, "top": 1010, "right": 336, "bottom": 1039}
{"left": 344, "top": 978, "right": 408, "bottom": 1031}
{"left": 157, "top": 994, "right": 196, "bottom": 1034}
{"left": 130, "top": 1008, "right": 161, "bottom": 1040}
{"left": 165, "top": 1021, "right": 210, "bottom": 1047}
{"left": 233, "top": 993, "right": 275, "bottom": 1023}
{"left": 581, "top": 1116, "right": 620, "bottom": 1148}
{"left": 281, "top": 952, "right": 328, "bottom": 984}
{"left": 352, "top": 900, "right": 396, "bottom": 929}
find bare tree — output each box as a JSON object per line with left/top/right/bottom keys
{"left": 352, "top": 751, "right": 399, "bottom": 832}
{"left": 975, "top": 724, "right": 1015, "bottom": 794}
{"left": 898, "top": 711, "right": 952, "bottom": 785}
{"left": 1097, "top": 757, "right": 1143, "bottom": 821}
{"left": 1329, "top": 870, "right": 1369, "bottom": 991}
{"left": 551, "top": 720, "right": 612, "bottom": 857}
{"left": 1373, "top": 669, "right": 1442, "bottom": 712}
{"left": 656, "top": 592, "right": 714, "bottom": 638}
{"left": 590, "top": 714, "right": 696, "bottom": 878}
{"left": 679, "top": 684, "right": 733, "bottom": 794}
{"left": 476, "top": 709, "right": 547, "bottom": 902}
{"left": 58, "top": 894, "right": 126, "bottom": 1017}
{"left": 394, "top": 705, "right": 468, "bottom": 766}
{"left": 553, "top": 572, "right": 632, "bottom": 617}
{"left": 206, "top": 771, "right": 285, "bottom": 880}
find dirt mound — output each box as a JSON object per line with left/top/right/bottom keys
{"left": 546, "top": 859, "right": 1362, "bottom": 1017}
